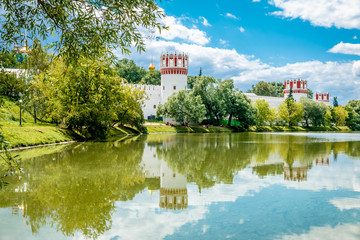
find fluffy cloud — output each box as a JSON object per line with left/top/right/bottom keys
{"left": 328, "top": 42, "right": 360, "bottom": 56}
{"left": 270, "top": 0, "right": 360, "bottom": 29}
{"left": 225, "top": 13, "right": 239, "bottom": 20}
{"left": 330, "top": 196, "right": 360, "bottom": 211}
{"left": 115, "top": 39, "right": 267, "bottom": 78}
{"left": 159, "top": 15, "right": 210, "bottom": 45}
{"left": 278, "top": 223, "right": 360, "bottom": 240}
{"left": 199, "top": 16, "right": 211, "bottom": 27}
{"left": 239, "top": 27, "right": 245, "bottom": 32}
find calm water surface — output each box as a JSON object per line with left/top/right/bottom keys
{"left": 1, "top": 132, "right": 360, "bottom": 240}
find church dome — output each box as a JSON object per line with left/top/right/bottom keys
{"left": 148, "top": 60, "right": 155, "bottom": 71}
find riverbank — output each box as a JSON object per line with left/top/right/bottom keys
{"left": 2, "top": 125, "right": 138, "bottom": 149}
{"left": 1, "top": 124, "right": 351, "bottom": 149}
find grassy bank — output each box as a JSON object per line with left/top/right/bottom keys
{"left": 145, "top": 124, "right": 233, "bottom": 133}
{"left": 145, "top": 124, "right": 351, "bottom": 134}
{"left": 0, "top": 97, "right": 141, "bottom": 148}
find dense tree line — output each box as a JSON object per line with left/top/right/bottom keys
{"left": 157, "top": 75, "right": 360, "bottom": 129}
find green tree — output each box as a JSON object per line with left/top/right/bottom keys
{"left": 333, "top": 106, "right": 349, "bottom": 126}
{"left": 0, "top": 1, "right": 166, "bottom": 61}
{"left": 187, "top": 75, "right": 197, "bottom": 89}
{"left": 218, "top": 79, "right": 255, "bottom": 127}
{"left": 157, "top": 90, "right": 206, "bottom": 123}
{"left": 345, "top": 100, "right": 360, "bottom": 130}
{"left": 247, "top": 81, "right": 277, "bottom": 97}
{"left": 33, "top": 56, "right": 146, "bottom": 138}
{"left": 0, "top": 51, "right": 20, "bottom": 68}
{"left": 278, "top": 98, "right": 304, "bottom": 127}
{"left": 0, "top": 70, "right": 26, "bottom": 98}
{"left": 333, "top": 96, "right": 339, "bottom": 107}
{"left": 114, "top": 59, "right": 147, "bottom": 84}
{"left": 300, "top": 97, "right": 326, "bottom": 127}
{"left": 192, "top": 76, "right": 224, "bottom": 124}
{"left": 139, "top": 70, "right": 161, "bottom": 85}
{"left": 254, "top": 99, "right": 276, "bottom": 126}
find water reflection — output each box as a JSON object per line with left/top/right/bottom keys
{"left": 0, "top": 133, "right": 359, "bottom": 239}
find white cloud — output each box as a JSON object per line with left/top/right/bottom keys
{"left": 199, "top": 16, "right": 211, "bottom": 27}
{"left": 330, "top": 196, "right": 360, "bottom": 211}
{"left": 352, "top": 61, "right": 360, "bottom": 77}
{"left": 115, "top": 39, "right": 267, "bottom": 79}
{"left": 159, "top": 15, "right": 210, "bottom": 45}
{"left": 219, "top": 39, "right": 229, "bottom": 46}
{"left": 239, "top": 27, "right": 245, "bottom": 32}
{"left": 278, "top": 223, "right": 360, "bottom": 240}
{"left": 328, "top": 42, "right": 360, "bottom": 56}
{"left": 253, "top": 0, "right": 261, "bottom": 2}
{"left": 354, "top": 36, "right": 358, "bottom": 40}
{"left": 225, "top": 13, "right": 239, "bottom": 20}
{"left": 270, "top": 0, "right": 360, "bottom": 29}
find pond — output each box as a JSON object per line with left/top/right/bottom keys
{"left": 0, "top": 132, "right": 360, "bottom": 240}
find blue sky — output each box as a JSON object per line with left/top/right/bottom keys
{"left": 118, "top": 0, "right": 360, "bottom": 104}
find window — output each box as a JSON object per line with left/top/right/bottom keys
{"left": 173, "top": 85, "right": 176, "bottom": 90}
{"left": 153, "top": 105, "right": 156, "bottom": 109}
{"left": 163, "top": 86, "right": 165, "bottom": 90}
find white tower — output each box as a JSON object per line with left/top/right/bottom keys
{"left": 160, "top": 53, "right": 189, "bottom": 103}
{"left": 283, "top": 79, "right": 308, "bottom": 102}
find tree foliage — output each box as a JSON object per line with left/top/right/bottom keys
{"left": 333, "top": 106, "right": 348, "bottom": 126}
{"left": 32, "top": 56, "right": 146, "bottom": 138}
{"left": 278, "top": 98, "right": 304, "bottom": 127}
{"left": 247, "top": 81, "right": 284, "bottom": 97}
{"left": 0, "top": 0, "right": 166, "bottom": 61}
{"left": 139, "top": 70, "right": 161, "bottom": 85}
{"left": 300, "top": 97, "right": 326, "bottom": 127}
{"left": 345, "top": 100, "right": 360, "bottom": 130}
{"left": 254, "top": 99, "right": 276, "bottom": 126}
{"left": 114, "top": 58, "right": 147, "bottom": 84}
{"left": 157, "top": 90, "right": 206, "bottom": 123}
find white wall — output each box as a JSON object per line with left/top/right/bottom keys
{"left": 160, "top": 74, "right": 187, "bottom": 103}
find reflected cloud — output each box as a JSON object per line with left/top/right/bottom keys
{"left": 330, "top": 196, "right": 360, "bottom": 211}
{"left": 278, "top": 223, "right": 360, "bottom": 240}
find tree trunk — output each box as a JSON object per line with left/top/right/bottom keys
{"left": 228, "top": 114, "right": 233, "bottom": 127}
{"left": 33, "top": 103, "right": 37, "bottom": 124}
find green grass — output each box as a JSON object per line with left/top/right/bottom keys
{"left": 248, "top": 125, "right": 351, "bottom": 132}
{"left": 145, "top": 124, "right": 233, "bottom": 133}
{"left": 2, "top": 126, "right": 76, "bottom": 148}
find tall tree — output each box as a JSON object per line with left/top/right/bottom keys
{"left": 254, "top": 99, "right": 276, "bottom": 126}
{"left": 333, "top": 96, "right": 339, "bottom": 107}
{"left": 139, "top": 70, "right": 161, "bottom": 85}
{"left": 300, "top": 97, "right": 326, "bottom": 127}
{"left": 114, "top": 59, "right": 147, "bottom": 84}
{"left": 157, "top": 90, "right": 206, "bottom": 123}
{"left": 278, "top": 98, "right": 304, "bottom": 127}
{"left": 333, "top": 106, "right": 348, "bottom": 126}
{"left": 247, "top": 81, "right": 278, "bottom": 97}
{"left": 0, "top": 1, "right": 166, "bottom": 61}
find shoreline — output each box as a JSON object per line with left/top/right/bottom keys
{"left": 3, "top": 125, "right": 352, "bottom": 150}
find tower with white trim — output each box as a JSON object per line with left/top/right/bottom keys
{"left": 160, "top": 52, "right": 189, "bottom": 103}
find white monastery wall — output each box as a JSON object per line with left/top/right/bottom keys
{"left": 244, "top": 93, "right": 285, "bottom": 109}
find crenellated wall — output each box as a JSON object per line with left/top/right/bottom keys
{"left": 283, "top": 79, "right": 308, "bottom": 102}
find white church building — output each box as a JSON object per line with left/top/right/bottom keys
{"left": 132, "top": 52, "right": 331, "bottom": 120}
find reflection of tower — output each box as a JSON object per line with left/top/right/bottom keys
{"left": 314, "top": 156, "right": 329, "bottom": 166}
{"left": 159, "top": 161, "right": 188, "bottom": 210}
{"left": 283, "top": 162, "right": 308, "bottom": 182}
